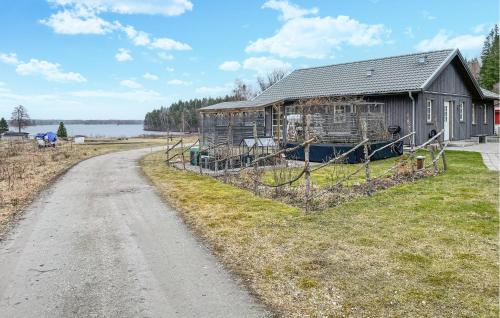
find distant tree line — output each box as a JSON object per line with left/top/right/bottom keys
{"left": 144, "top": 95, "right": 236, "bottom": 132}
{"left": 144, "top": 69, "right": 288, "bottom": 132}
{"left": 29, "top": 119, "right": 143, "bottom": 125}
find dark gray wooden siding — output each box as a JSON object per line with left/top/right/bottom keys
{"left": 422, "top": 56, "right": 494, "bottom": 141}
{"left": 365, "top": 94, "right": 415, "bottom": 143}
{"left": 471, "top": 100, "right": 495, "bottom": 136}
{"left": 426, "top": 58, "right": 473, "bottom": 96}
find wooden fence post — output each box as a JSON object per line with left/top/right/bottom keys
{"left": 437, "top": 139, "right": 448, "bottom": 171}
{"left": 198, "top": 128, "right": 203, "bottom": 175}
{"left": 253, "top": 123, "right": 259, "bottom": 195}
{"left": 224, "top": 116, "right": 232, "bottom": 183}
{"left": 166, "top": 138, "right": 170, "bottom": 167}
{"left": 361, "top": 120, "right": 372, "bottom": 196}
{"left": 180, "top": 138, "right": 186, "bottom": 170}
{"left": 428, "top": 144, "right": 438, "bottom": 174}
{"left": 304, "top": 114, "right": 312, "bottom": 212}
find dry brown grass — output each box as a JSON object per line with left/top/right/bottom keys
{"left": 0, "top": 136, "right": 187, "bottom": 233}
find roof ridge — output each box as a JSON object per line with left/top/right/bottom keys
{"left": 294, "top": 49, "right": 455, "bottom": 72}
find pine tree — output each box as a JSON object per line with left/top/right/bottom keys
{"left": 0, "top": 117, "right": 8, "bottom": 133}
{"left": 57, "top": 121, "right": 67, "bottom": 138}
{"left": 480, "top": 25, "right": 500, "bottom": 90}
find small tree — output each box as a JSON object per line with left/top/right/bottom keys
{"left": 10, "top": 105, "right": 30, "bottom": 133}
{"left": 0, "top": 117, "right": 8, "bottom": 133}
{"left": 57, "top": 121, "right": 68, "bottom": 138}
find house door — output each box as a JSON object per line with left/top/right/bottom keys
{"left": 443, "top": 101, "right": 450, "bottom": 141}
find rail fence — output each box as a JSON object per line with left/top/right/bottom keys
{"left": 165, "top": 117, "right": 449, "bottom": 212}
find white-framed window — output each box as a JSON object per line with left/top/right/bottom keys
{"left": 333, "top": 105, "right": 347, "bottom": 123}
{"left": 484, "top": 104, "right": 488, "bottom": 124}
{"left": 426, "top": 100, "right": 433, "bottom": 122}
{"left": 472, "top": 104, "right": 476, "bottom": 124}
{"left": 459, "top": 102, "right": 464, "bottom": 122}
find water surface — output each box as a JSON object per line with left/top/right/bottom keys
{"left": 22, "top": 124, "right": 166, "bottom": 138}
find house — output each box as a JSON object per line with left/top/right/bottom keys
{"left": 1, "top": 131, "right": 29, "bottom": 141}
{"left": 199, "top": 49, "right": 499, "bottom": 149}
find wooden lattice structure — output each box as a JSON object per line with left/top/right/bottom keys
{"left": 200, "top": 110, "right": 267, "bottom": 147}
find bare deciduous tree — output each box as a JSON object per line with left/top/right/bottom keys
{"left": 257, "top": 68, "right": 288, "bottom": 92}
{"left": 11, "top": 105, "right": 30, "bottom": 133}
{"left": 232, "top": 79, "right": 255, "bottom": 101}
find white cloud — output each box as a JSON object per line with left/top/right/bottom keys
{"left": 195, "top": 83, "right": 232, "bottom": 96}
{"left": 0, "top": 53, "right": 19, "bottom": 65}
{"left": 143, "top": 72, "right": 159, "bottom": 80}
{"left": 16, "top": 59, "right": 86, "bottom": 83}
{"left": 473, "top": 23, "right": 488, "bottom": 34}
{"left": 40, "top": 6, "right": 116, "bottom": 34}
{"left": 115, "top": 48, "right": 133, "bottom": 62}
{"left": 262, "top": 0, "right": 318, "bottom": 21}
{"left": 47, "top": 0, "right": 193, "bottom": 16}
{"left": 243, "top": 57, "right": 291, "bottom": 74}
{"left": 151, "top": 38, "right": 191, "bottom": 51}
{"left": 219, "top": 61, "right": 241, "bottom": 71}
{"left": 42, "top": 2, "right": 192, "bottom": 53}
{"left": 167, "top": 79, "right": 191, "bottom": 85}
{"left": 165, "top": 67, "right": 175, "bottom": 72}
{"left": 246, "top": 15, "right": 389, "bottom": 59}
{"left": 122, "top": 24, "right": 151, "bottom": 46}
{"left": 415, "top": 30, "right": 484, "bottom": 55}
{"left": 120, "top": 79, "right": 142, "bottom": 89}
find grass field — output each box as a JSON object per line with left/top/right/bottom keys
{"left": 141, "top": 150, "right": 499, "bottom": 317}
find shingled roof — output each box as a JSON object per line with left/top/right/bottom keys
{"left": 200, "top": 49, "right": 492, "bottom": 112}
{"left": 481, "top": 87, "right": 500, "bottom": 99}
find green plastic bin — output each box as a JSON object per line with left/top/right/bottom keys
{"left": 190, "top": 146, "right": 200, "bottom": 166}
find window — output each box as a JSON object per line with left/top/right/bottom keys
{"left": 272, "top": 106, "right": 284, "bottom": 140}
{"left": 426, "top": 100, "right": 433, "bottom": 122}
{"left": 333, "top": 105, "right": 347, "bottom": 123}
{"left": 484, "top": 104, "right": 488, "bottom": 124}
{"left": 459, "top": 102, "right": 464, "bottom": 122}
{"left": 472, "top": 104, "right": 476, "bottom": 124}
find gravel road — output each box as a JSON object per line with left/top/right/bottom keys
{"left": 0, "top": 147, "right": 268, "bottom": 317}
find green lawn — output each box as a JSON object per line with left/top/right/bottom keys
{"left": 141, "top": 150, "right": 498, "bottom": 317}
{"left": 264, "top": 150, "right": 435, "bottom": 188}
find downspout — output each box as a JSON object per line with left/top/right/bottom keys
{"left": 408, "top": 91, "right": 416, "bottom": 147}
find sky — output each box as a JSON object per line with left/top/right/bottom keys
{"left": 0, "top": 0, "right": 498, "bottom": 120}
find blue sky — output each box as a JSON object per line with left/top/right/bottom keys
{"left": 0, "top": 0, "right": 497, "bottom": 120}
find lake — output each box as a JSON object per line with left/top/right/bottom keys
{"left": 22, "top": 124, "right": 167, "bottom": 138}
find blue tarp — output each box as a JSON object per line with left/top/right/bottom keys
{"left": 46, "top": 132, "right": 57, "bottom": 142}
{"left": 35, "top": 132, "right": 57, "bottom": 143}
